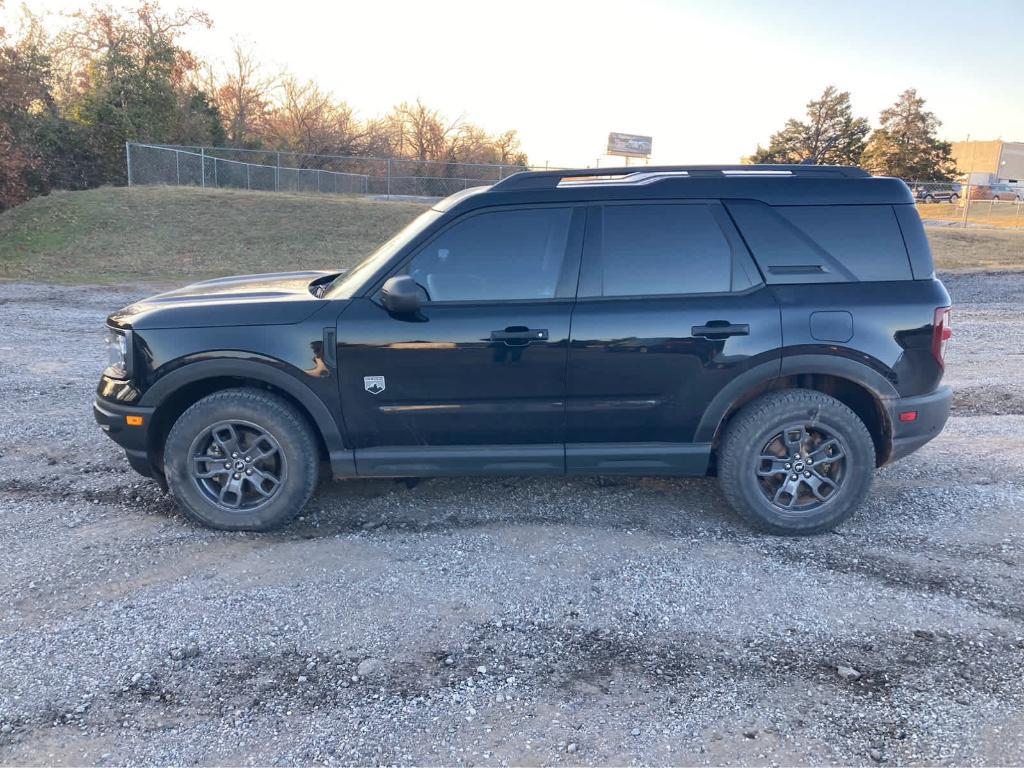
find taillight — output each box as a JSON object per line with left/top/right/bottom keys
{"left": 932, "top": 307, "right": 952, "bottom": 369}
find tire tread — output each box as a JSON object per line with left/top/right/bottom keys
{"left": 165, "top": 388, "right": 319, "bottom": 531}
{"left": 718, "top": 389, "right": 875, "bottom": 535}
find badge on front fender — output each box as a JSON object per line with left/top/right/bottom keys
{"left": 364, "top": 376, "right": 385, "bottom": 395}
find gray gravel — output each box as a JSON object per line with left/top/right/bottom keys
{"left": 1, "top": 272, "right": 1023, "bottom": 766}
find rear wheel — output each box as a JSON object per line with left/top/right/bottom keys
{"left": 164, "top": 389, "right": 319, "bottom": 530}
{"left": 718, "top": 390, "right": 876, "bottom": 535}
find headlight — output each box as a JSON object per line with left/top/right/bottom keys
{"left": 104, "top": 327, "right": 131, "bottom": 378}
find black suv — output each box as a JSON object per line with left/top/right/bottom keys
{"left": 94, "top": 165, "right": 952, "bottom": 535}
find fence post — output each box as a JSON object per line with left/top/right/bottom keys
{"left": 214, "top": 157, "right": 218, "bottom": 187}
{"left": 387, "top": 158, "right": 392, "bottom": 199}
{"left": 175, "top": 150, "right": 180, "bottom": 185}
{"left": 200, "top": 147, "right": 205, "bottom": 188}
{"left": 125, "top": 142, "right": 132, "bottom": 187}
{"left": 246, "top": 164, "right": 250, "bottom": 190}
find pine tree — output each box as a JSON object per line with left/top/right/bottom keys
{"left": 861, "top": 89, "right": 958, "bottom": 181}
{"left": 751, "top": 86, "right": 869, "bottom": 166}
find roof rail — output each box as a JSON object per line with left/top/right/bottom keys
{"left": 492, "top": 164, "right": 870, "bottom": 192}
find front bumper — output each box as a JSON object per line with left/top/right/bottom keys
{"left": 885, "top": 385, "right": 952, "bottom": 464}
{"left": 93, "top": 397, "right": 156, "bottom": 477}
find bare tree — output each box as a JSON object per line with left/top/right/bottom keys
{"left": 264, "top": 75, "right": 362, "bottom": 158}
{"left": 215, "top": 43, "right": 273, "bottom": 146}
{"left": 388, "top": 99, "right": 462, "bottom": 162}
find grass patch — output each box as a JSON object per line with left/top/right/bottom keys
{"left": 928, "top": 226, "right": 1024, "bottom": 271}
{"left": 0, "top": 186, "right": 428, "bottom": 284}
{"left": 917, "top": 201, "right": 1024, "bottom": 229}
{"left": 0, "top": 186, "right": 1021, "bottom": 284}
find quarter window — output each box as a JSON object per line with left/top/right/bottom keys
{"left": 406, "top": 207, "right": 572, "bottom": 302}
{"left": 597, "top": 204, "right": 737, "bottom": 297}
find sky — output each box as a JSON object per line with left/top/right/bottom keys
{"left": 7, "top": 0, "right": 1024, "bottom": 167}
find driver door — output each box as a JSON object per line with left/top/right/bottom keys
{"left": 336, "top": 204, "right": 585, "bottom": 476}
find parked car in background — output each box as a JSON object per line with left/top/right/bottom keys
{"left": 970, "top": 183, "right": 1023, "bottom": 202}
{"left": 911, "top": 183, "right": 960, "bottom": 203}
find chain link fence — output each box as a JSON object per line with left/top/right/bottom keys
{"left": 126, "top": 143, "right": 528, "bottom": 198}
{"left": 125, "top": 143, "right": 1024, "bottom": 228}
{"left": 909, "top": 178, "right": 1024, "bottom": 228}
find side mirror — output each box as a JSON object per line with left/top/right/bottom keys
{"left": 381, "top": 275, "right": 422, "bottom": 315}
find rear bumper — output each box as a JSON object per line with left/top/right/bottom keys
{"left": 93, "top": 397, "right": 156, "bottom": 477}
{"left": 885, "top": 385, "right": 952, "bottom": 464}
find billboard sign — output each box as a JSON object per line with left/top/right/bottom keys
{"left": 607, "top": 132, "right": 653, "bottom": 158}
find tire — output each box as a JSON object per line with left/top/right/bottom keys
{"left": 164, "top": 389, "right": 319, "bottom": 531}
{"left": 717, "top": 389, "right": 876, "bottom": 535}
{"left": 949, "top": 193, "right": 959, "bottom": 204}
{"left": 923, "top": 194, "right": 934, "bottom": 203}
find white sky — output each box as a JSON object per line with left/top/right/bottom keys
{"left": 7, "top": 0, "right": 1024, "bottom": 167}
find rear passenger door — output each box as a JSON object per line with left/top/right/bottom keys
{"left": 565, "top": 201, "right": 781, "bottom": 473}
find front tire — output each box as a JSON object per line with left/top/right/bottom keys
{"left": 717, "top": 390, "right": 876, "bottom": 535}
{"left": 164, "top": 389, "right": 319, "bottom": 531}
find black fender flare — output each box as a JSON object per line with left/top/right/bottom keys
{"left": 139, "top": 356, "right": 355, "bottom": 476}
{"left": 695, "top": 354, "right": 898, "bottom": 444}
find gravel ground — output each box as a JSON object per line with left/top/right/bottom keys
{"left": 1, "top": 272, "right": 1023, "bottom": 767}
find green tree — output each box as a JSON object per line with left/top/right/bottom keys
{"left": 751, "top": 86, "right": 869, "bottom": 165}
{"left": 860, "top": 89, "right": 957, "bottom": 181}
{"left": 0, "top": 3, "right": 60, "bottom": 208}
{"left": 60, "top": 3, "right": 221, "bottom": 183}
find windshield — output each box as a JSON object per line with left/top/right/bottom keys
{"left": 326, "top": 208, "right": 443, "bottom": 298}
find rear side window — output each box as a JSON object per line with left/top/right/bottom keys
{"left": 725, "top": 201, "right": 912, "bottom": 283}
{"left": 588, "top": 203, "right": 758, "bottom": 297}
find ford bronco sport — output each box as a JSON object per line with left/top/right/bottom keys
{"left": 94, "top": 164, "right": 952, "bottom": 535}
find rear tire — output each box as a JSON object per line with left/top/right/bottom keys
{"left": 717, "top": 390, "right": 875, "bottom": 535}
{"left": 164, "top": 389, "right": 319, "bottom": 531}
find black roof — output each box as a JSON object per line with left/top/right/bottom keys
{"left": 453, "top": 165, "right": 914, "bottom": 208}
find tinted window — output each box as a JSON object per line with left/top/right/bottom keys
{"left": 598, "top": 204, "right": 734, "bottom": 296}
{"left": 726, "top": 201, "right": 912, "bottom": 283}
{"left": 777, "top": 206, "right": 912, "bottom": 281}
{"left": 407, "top": 207, "right": 572, "bottom": 302}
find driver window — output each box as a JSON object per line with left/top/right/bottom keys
{"left": 406, "top": 207, "right": 572, "bottom": 302}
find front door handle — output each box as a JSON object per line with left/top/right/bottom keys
{"left": 490, "top": 326, "right": 549, "bottom": 346}
{"left": 691, "top": 321, "right": 750, "bottom": 339}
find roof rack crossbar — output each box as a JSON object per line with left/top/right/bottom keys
{"left": 492, "top": 164, "right": 870, "bottom": 191}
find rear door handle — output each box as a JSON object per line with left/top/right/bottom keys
{"left": 490, "top": 326, "right": 549, "bottom": 346}
{"left": 691, "top": 321, "right": 750, "bottom": 339}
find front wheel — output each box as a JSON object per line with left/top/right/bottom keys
{"left": 164, "top": 389, "right": 320, "bottom": 530}
{"left": 717, "top": 390, "right": 876, "bottom": 535}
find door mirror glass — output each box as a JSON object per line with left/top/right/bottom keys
{"left": 381, "top": 275, "right": 422, "bottom": 314}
